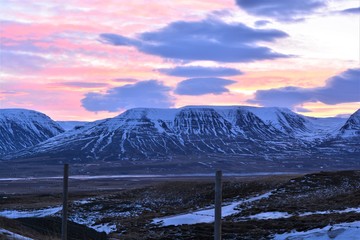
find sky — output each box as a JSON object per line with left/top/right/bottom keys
{"left": 0, "top": 0, "right": 359, "bottom": 121}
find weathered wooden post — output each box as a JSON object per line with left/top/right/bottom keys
{"left": 62, "top": 164, "right": 69, "bottom": 240}
{"left": 214, "top": 170, "right": 222, "bottom": 240}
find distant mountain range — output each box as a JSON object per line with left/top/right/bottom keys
{"left": 0, "top": 109, "right": 64, "bottom": 155}
{"left": 1, "top": 106, "right": 359, "bottom": 164}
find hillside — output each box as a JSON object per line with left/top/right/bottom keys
{"left": 0, "top": 109, "right": 64, "bottom": 155}
{"left": 3, "top": 106, "right": 325, "bottom": 161}
{"left": 340, "top": 109, "right": 360, "bottom": 137}
{"left": 1, "top": 170, "right": 360, "bottom": 239}
{"left": 0, "top": 106, "right": 358, "bottom": 175}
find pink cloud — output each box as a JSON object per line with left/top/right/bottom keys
{"left": 0, "top": 81, "right": 116, "bottom": 121}
{"left": 1, "top": 0, "right": 357, "bottom": 120}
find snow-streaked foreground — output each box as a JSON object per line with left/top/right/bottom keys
{"left": 0, "top": 228, "right": 33, "bottom": 240}
{"left": 153, "top": 191, "right": 273, "bottom": 226}
{"left": 273, "top": 221, "right": 360, "bottom": 240}
{"left": 70, "top": 213, "right": 117, "bottom": 234}
{"left": 153, "top": 193, "right": 360, "bottom": 239}
{"left": 0, "top": 206, "right": 116, "bottom": 234}
{"left": 0, "top": 207, "right": 62, "bottom": 218}
{"left": 2, "top": 195, "right": 360, "bottom": 237}
{"left": 246, "top": 207, "right": 360, "bottom": 221}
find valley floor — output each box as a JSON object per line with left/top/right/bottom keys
{"left": 1, "top": 171, "right": 360, "bottom": 239}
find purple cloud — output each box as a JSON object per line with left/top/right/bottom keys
{"left": 175, "top": 77, "right": 236, "bottom": 95}
{"left": 236, "top": 0, "right": 326, "bottom": 22}
{"left": 339, "top": 7, "right": 360, "bottom": 15}
{"left": 249, "top": 68, "right": 360, "bottom": 108}
{"left": 113, "top": 78, "right": 138, "bottom": 83}
{"left": 81, "top": 80, "right": 174, "bottom": 112}
{"left": 61, "top": 82, "right": 108, "bottom": 88}
{"left": 100, "top": 18, "right": 289, "bottom": 63}
{"left": 254, "top": 20, "right": 271, "bottom": 27}
{"left": 158, "top": 66, "right": 243, "bottom": 77}
{"left": 0, "top": 51, "right": 48, "bottom": 73}
{"left": 99, "top": 33, "right": 140, "bottom": 47}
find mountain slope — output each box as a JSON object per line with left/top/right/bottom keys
{"left": 0, "top": 109, "right": 64, "bottom": 155}
{"left": 4, "top": 106, "right": 326, "bottom": 161}
{"left": 340, "top": 109, "right": 360, "bottom": 137}
{"left": 2, "top": 106, "right": 359, "bottom": 164}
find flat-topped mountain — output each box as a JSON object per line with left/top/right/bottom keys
{"left": 3, "top": 106, "right": 357, "bottom": 162}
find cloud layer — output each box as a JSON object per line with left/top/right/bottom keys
{"left": 81, "top": 80, "right": 173, "bottom": 112}
{"left": 236, "top": 0, "right": 325, "bottom": 22}
{"left": 175, "top": 77, "right": 236, "bottom": 95}
{"left": 1, "top": 50, "right": 48, "bottom": 73}
{"left": 100, "top": 18, "right": 289, "bottom": 63}
{"left": 61, "top": 82, "right": 108, "bottom": 88}
{"left": 158, "top": 66, "right": 243, "bottom": 77}
{"left": 249, "top": 68, "right": 360, "bottom": 108}
{"left": 340, "top": 7, "right": 360, "bottom": 15}
{"left": 254, "top": 20, "right": 271, "bottom": 27}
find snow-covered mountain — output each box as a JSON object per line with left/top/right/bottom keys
{"left": 0, "top": 109, "right": 64, "bottom": 155}
{"left": 4, "top": 106, "right": 358, "bottom": 162}
{"left": 340, "top": 109, "right": 360, "bottom": 137}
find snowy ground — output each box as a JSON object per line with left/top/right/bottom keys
{"left": 152, "top": 190, "right": 360, "bottom": 239}
{"left": 1, "top": 171, "right": 360, "bottom": 239}
{"left": 153, "top": 191, "right": 273, "bottom": 226}
{"left": 0, "top": 206, "right": 62, "bottom": 218}
{"left": 1, "top": 191, "right": 360, "bottom": 237}
{"left": 0, "top": 205, "right": 117, "bottom": 234}
{"left": 69, "top": 213, "right": 117, "bottom": 234}
{"left": 244, "top": 207, "right": 360, "bottom": 220}
{"left": 273, "top": 221, "right": 360, "bottom": 240}
{"left": 0, "top": 228, "right": 33, "bottom": 240}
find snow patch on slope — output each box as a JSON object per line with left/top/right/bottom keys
{"left": 153, "top": 191, "right": 273, "bottom": 226}
{"left": 0, "top": 109, "right": 64, "bottom": 155}
{"left": 0, "top": 228, "right": 33, "bottom": 240}
{"left": 0, "top": 206, "right": 62, "bottom": 219}
{"left": 273, "top": 221, "right": 360, "bottom": 240}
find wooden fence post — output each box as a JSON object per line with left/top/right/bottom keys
{"left": 214, "top": 170, "right": 222, "bottom": 240}
{"left": 62, "top": 164, "right": 69, "bottom": 240}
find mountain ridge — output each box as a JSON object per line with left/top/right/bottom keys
{"left": 2, "top": 106, "right": 358, "bottom": 162}
{"left": 0, "top": 109, "right": 64, "bottom": 155}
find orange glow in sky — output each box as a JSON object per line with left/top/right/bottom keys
{"left": 0, "top": 0, "right": 359, "bottom": 121}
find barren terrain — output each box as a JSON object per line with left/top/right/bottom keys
{"left": 1, "top": 171, "right": 360, "bottom": 239}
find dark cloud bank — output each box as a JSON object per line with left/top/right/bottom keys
{"left": 254, "top": 20, "right": 271, "bottom": 27}
{"left": 249, "top": 68, "right": 360, "bottom": 109}
{"left": 175, "top": 77, "right": 236, "bottom": 95}
{"left": 158, "top": 66, "right": 243, "bottom": 77}
{"left": 81, "top": 75, "right": 238, "bottom": 112}
{"left": 235, "top": 0, "right": 326, "bottom": 22}
{"left": 81, "top": 80, "right": 173, "bottom": 112}
{"left": 339, "top": 7, "right": 360, "bottom": 15}
{"left": 100, "top": 18, "right": 290, "bottom": 63}
{"left": 81, "top": 68, "right": 359, "bottom": 113}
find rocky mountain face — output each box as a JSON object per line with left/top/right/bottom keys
{"left": 2, "top": 106, "right": 358, "bottom": 162}
{"left": 315, "top": 109, "right": 360, "bottom": 160}
{"left": 0, "top": 109, "right": 64, "bottom": 155}
{"left": 340, "top": 109, "right": 360, "bottom": 136}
